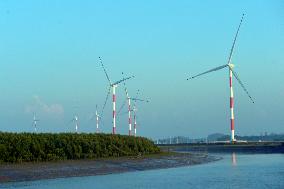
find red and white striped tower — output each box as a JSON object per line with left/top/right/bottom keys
{"left": 128, "top": 98, "right": 132, "bottom": 136}
{"left": 134, "top": 113, "right": 137, "bottom": 137}
{"left": 112, "top": 85, "right": 117, "bottom": 134}
{"left": 130, "top": 94, "right": 148, "bottom": 137}
{"left": 229, "top": 64, "right": 235, "bottom": 142}
{"left": 121, "top": 72, "right": 132, "bottom": 136}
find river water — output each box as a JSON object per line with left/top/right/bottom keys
{"left": 1, "top": 153, "right": 284, "bottom": 189}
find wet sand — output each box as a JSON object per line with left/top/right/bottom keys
{"left": 0, "top": 152, "right": 220, "bottom": 183}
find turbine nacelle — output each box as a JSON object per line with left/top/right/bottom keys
{"left": 228, "top": 63, "right": 235, "bottom": 69}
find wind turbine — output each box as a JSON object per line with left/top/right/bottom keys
{"left": 68, "top": 114, "right": 79, "bottom": 133}
{"left": 132, "top": 99, "right": 139, "bottom": 137}
{"left": 119, "top": 72, "right": 144, "bottom": 136}
{"left": 119, "top": 72, "right": 133, "bottom": 136}
{"left": 130, "top": 90, "right": 149, "bottom": 137}
{"left": 99, "top": 57, "right": 134, "bottom": 134}
{"left": 90, "top": 104, "right": 104, "bottom": 133}
{"left": 187, "top": 14, "right": 254, "bottom": 142}
{"left": 32, "top": 112, "right": 39, "bottom": 132}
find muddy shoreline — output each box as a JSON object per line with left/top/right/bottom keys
{"left": 0, "top": 152, "right": 220, "bottom": 183}
{"left": 159, "top": 142, "right": 284, "bottom": 153}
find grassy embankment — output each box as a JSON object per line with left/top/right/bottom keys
{"left": 0, "top": 132, "right": 160, "bottom": 163}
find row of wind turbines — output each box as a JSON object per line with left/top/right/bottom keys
{"left": 32, "top": 58, "right": 149, "bottom": 137}
{"left": 33, "top": 14, "right": 254, "bottom": 142}
{"left": 95, "top": 57, "right": 149, "bottom": 136}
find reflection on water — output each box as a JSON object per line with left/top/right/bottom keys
{"left": 1, "top": 153, "right": 284, "bottom": 189}
{"left": 231, "top": 152, "right": 237, "bottom": 166}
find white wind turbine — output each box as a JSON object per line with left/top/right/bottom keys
{"left": 32, "top": 112, "right": 39, "bottom": 132}
{"left": 68, "top": 113, "right": 79, "bottom": 133}
{"left": 90, "top": 104, "right": 104, "bottom": 133}
{"left": 93, "top": 104, "right": 102, "bottom": 133}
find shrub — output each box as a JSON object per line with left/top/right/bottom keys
{"left": 0, "top": 132, "right": 160, "bottom": 163}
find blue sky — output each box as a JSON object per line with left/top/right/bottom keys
{"left": 0, "top": 0, "right": 283, "bottom": 139}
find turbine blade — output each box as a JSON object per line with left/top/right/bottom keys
{"left": 122, "top": 72, "right": 130, "bottom": 98}
{"left": 117, "top": 98, "right": 127, "bottom": 115}
{"left": 130, "top": 98, "right": 149, "bottom": 102}
{"left": 118, "top": 110, "right": 129, "bottom": 116}
{"left": 230, "top": 68, "right": 254, "bottom": 103}
{"left": 89, "top": 113, "right": 95, "bottom": 121}
{"left": 134, "top": 89, "right": 140, "bottom": 100}
{"left": 227, "top": 14, "right": 245, "bottom": 65}
{"left": 112, "top": 76, "right": 134, "bottom": 86}
{"left": 187, "top": 64, "right": 228, "bottom": 80}
{"left": 99, "top": 57, "right": 112, "bottom": 85}
{"left": 66, "top": 119, "right": 74, "bottom": 126}
{"left": 99, "top": 116, "right": 105, "bottom": 127}
{"left": 117, "top": 72, "right": 131, "bottom": 115}
{"left": 133, "top": 89, "right": 140, "bottom": 108}
{"left": 101, "top": 86, "right": 111, "bottom": 116}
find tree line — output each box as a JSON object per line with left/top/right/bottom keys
{"left": 0, "top": 132, "right": 160, "bottom": 163}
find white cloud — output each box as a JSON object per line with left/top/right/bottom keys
{"left": 25, "top": 95, "right": 64, "bottom": 115}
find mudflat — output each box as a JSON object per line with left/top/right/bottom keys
{"left": 0, "top": 152, "right": 220, "bottom": 183}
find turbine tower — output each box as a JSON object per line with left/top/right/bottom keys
{"left": 99, "top": 57, "right": 134, "bottom": 134}
{"left": 90, "top": 104, "right": 102, "bottom": 133}
{"left": 95, "top": 104, "right": 101, "bottom": 133}
{"left": 130, "top": 90, "right": 149, "bottom": 137}
{"left": 73, "top": 115, "right": 79, "bottom": 133}
{"left": 32, "top": 113, "right": 39, "bottom": 132}
{"left": 118, "top": 72, "right": 134, "bottom": 136}
{"left": 123, "top": 78, "right": 133, "bottom": 136}
{"left": 187, "top": 14, "right": 254, "bottom": 142}
{"left": 133, "top": 106, "right": 137, "bottom": 137}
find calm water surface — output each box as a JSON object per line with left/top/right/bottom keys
{"left": 1, "top": 153, "right": 284, "bottom": 189}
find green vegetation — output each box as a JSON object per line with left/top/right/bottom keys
{"left": 0, "top": 132, "right": 160, "bottom": 163}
